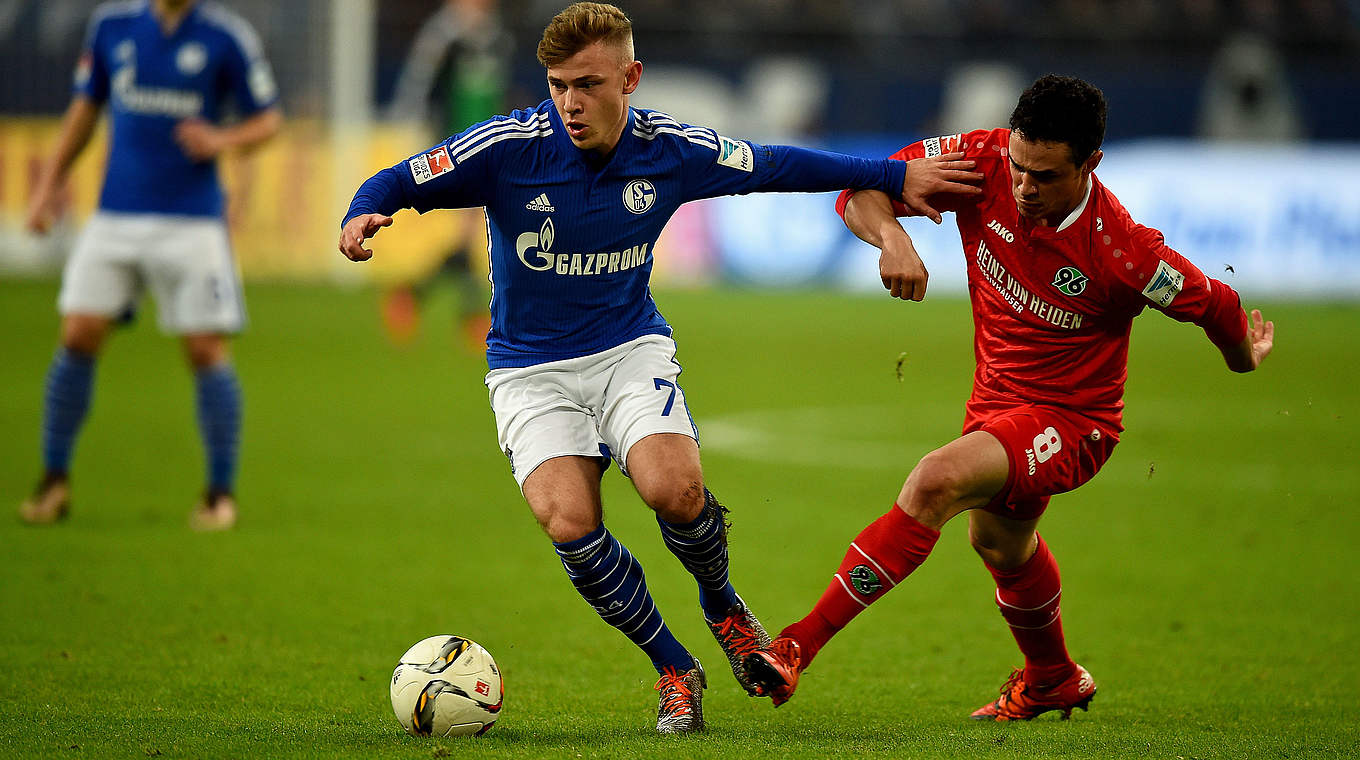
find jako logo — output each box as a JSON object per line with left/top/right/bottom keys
{"left": 987, "top": 219, "right": 1015, "bottom": 243}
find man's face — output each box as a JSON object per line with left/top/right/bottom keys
{"left": 546, "top": 41, "right": 641, "bottom": 154}
{"left": 1007, "top": 131, "right": 1101, "bottom": 227}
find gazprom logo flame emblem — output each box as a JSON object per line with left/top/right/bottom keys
{"left": 516, "top": 217, "right": 556, "bottom": 271}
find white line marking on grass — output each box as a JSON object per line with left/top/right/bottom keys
{"left": 698, "top": 405, "right": 933, "bottom": 471}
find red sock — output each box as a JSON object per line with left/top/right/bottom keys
{"left": 986, "top": 534, "right": 1075, "bottom": 687}
{"left": 781, "top": 504, "right": 939, "bottom": 667}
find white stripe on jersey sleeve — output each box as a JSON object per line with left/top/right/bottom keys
{"left": 200, "top": 1, "right": 267, "bottom": 61}
{"left": 449, "top": 113, "right": 552, "bottom": 162}
{"left": 632, "top": 110, "right": 720, "bottom": 150}
{"left": 455, "top": 124, "right": 554, "bottom": 163}
{"left": 85, "top": 0, "right": 142, "bottom": 45}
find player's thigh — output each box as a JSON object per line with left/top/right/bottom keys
{"left": 486, "top": 364, "right": 608, "bottom": 491}
{"left": 57, "top": 213, "right": 141, "bottom": 321}
{"left": 145, "top": 218, "right": 246, "bottom": 335}
{"left": 972, "top": 404, "right": 1117, "bottom": 520}
{"left": 521, "top": 455, "right": 606, "bottom": 543}
{"left": 597, "top": 335, "right": 698, "bottom": 478}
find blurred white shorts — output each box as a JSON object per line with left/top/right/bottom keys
{"left": 485, "top": 334, "right": 698, "bottom": 488}
{"left": 58, "top": 212, "right": 246, "bottom": 334}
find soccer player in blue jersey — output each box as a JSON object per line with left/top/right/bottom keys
{"left": 20, "top": 0, "right": 281, "bottom": 531}
{"left": 339, "top": 2, "right": 980, "bottom": 733}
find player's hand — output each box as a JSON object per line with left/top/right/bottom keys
{"left": 901, "top": 152, "right": 983, "bottom": 224}
{"left": 24, "top": 187, "right": 59, "bottom": 235}
{"left": 339, "top": 213, "right": 394, "bottom": 262}
{"left": 1245, "top": 308, "right": 1274, "bottom": 369}
{"left": 175, "top": 119, "right": 228, "bottom": 162}
{"left": 880, "top": 230, "right": 928, "bottom": 301}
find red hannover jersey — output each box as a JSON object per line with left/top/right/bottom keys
{"left": 837, "top": 128, "right": 1248, "bottom": 433}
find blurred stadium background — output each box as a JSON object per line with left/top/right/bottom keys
{"left": 1, "top": 0, "right": 1357, "bottom": 296}
{"left": 3, "top": 4, "right": 1359, "bottom": 755}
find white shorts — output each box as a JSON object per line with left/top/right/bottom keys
{"left": 485, "top": 334, "right": 699, "bottom": 488}
{"left": 58, "top": 212, "right": 246, "bottom": 334}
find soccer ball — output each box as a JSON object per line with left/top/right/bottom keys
{"left": 389, "top": 635, "right": 503, "bottom": 737}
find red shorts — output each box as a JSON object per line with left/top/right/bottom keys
{"left": 963, "top": 397, "right": 1120, "bottom": 521}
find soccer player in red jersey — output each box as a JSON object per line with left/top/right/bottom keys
{"left": 744, "top": 74, "right": 1275, "bottom": 720}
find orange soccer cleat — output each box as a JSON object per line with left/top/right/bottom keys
{"left": 970, "top": 664, "right": 1097, "bottom": 721}
{"left": 742, "top": 637, "right": 803, "bottom": 707}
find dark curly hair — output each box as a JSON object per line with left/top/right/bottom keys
{"left": 1009, "top": 75, "right": 1107, "bottom": 166}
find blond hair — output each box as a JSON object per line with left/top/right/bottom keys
{"left": 536, "top": 3, "right": 634, "bottom": 67}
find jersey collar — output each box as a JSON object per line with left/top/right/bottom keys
{"left": 1053, "top": 176, "right": 1094, "bottom": 233}
{"left": 548, "top": 102, "right": 635, "bottom": 173}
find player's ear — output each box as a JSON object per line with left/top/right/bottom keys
{"left": 1083, "top": 149, "right": 1103, "bottom": 176}
{"left": 622, "top": 60, "right": 642, "bottom": 95}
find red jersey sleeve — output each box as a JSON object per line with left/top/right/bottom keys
{"left": 1108, "top": 221, "right": 1249, "bottom": 350}
{"left": 835, "top": 129, "right": 997, "bottom": 220}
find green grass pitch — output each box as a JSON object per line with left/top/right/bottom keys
{"left": 1, "top": 277, "right": 1357, "bottom": 758}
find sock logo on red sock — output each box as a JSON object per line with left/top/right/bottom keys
{"left": 847, "top": 565, "right": 883, "bottom": 596}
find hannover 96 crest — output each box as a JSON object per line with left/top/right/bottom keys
{"left": 848, "top": 565, "right": 883, "bottom": 596}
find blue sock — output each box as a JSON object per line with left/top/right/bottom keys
{"left": 554, "top": 525, "right": 693, "bottom": 674}
{"left": 194, "top": 363, "right": 241, "bottom": 494}
{"left": 41, "top": 347, "right": 97, "bottom": 476}
{"left": 658, "top": 488, "right": 739, "bottom": 620}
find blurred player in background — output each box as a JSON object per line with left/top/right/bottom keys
{"left": 381, "top": 0, "right": 512, "bottom": 349}
{"left": 20, "top": 0, "right": 281, "bottom": 531}
{"left": 744, "top": 75, "right": 1275, "bottom": 720}
{"left": 339, "top": 2, "right": 981, "bottom": 734}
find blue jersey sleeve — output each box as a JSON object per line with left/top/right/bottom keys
{"left": 343, "top": 117, "right": 509, "bottom": 225}
{"left": 218, "top": 19, "right": 278, "bottom": 114}
{"left": 679, "top": 129, "right": 906, "bottom": 202}
{"left": 73, "top": 15, "right": 109, "bottom": 102}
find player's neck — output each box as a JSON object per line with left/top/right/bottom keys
{"left": 1037, "top": 176, "right": 1092, "bottom": 229}
{"left": 152, "top": 0, "right": 196, "bottom": 33}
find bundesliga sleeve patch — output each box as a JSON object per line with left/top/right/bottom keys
{"left": 410, "top": 146, "right": 454, "bottom": 185}
{"left": 923, "top": 134, "right": 963, "bottom": 157}
{"left": 1141, "top": 259, "right": 1186, "bottom": 307}
{"left": 715, "top": 136, "right": 754, "bottom": 173}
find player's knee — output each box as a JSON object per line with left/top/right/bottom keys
{"left": 640, "top": 477, "right": 704, "bottom": 524}
{"left": 900, "top": 451, "right": 968, "bottom": 526}
{"left": 183, "top": 335, "right": 229, "bottom": 369}
{"left": 60, "top": 316, "right": 109, "bottom": 355}
{"left": 533, "top": 504, "right": 596, "bottom": 544}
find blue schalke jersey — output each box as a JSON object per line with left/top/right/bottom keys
{"left": 345, "top": 100, "right": 906, "bottom": 369}
{"left": 75, "top": 0, "right": 278, "bottom": 217}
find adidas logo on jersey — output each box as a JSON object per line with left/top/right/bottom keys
{"left": 525, "top": 193, "right": 555, "bottom": 212}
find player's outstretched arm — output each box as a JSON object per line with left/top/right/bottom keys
{"left": 899, "top": 152, "right": 983, "bottom": 224}
{"left": 339, "top": 213, "right": 395, "bottom": 262}
{"left": 1221, "top": 308, "right": 1274, "bottom": 373}
{"left": 844, "top": 190, "right": 929, "bottom": 301}
{"left": 25, "top": 96, "right": 101, "bottom": 234}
